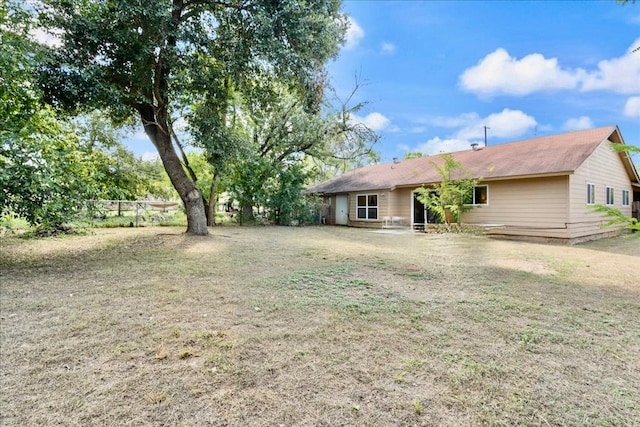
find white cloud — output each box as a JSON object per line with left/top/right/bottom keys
{"left": 563, "top": 116, "right": 594, "bottom": 131}
{"left": 30, "top": 28, "right": 63, "bottom": 48}
{"left": 624, "top": 96, "right": 640, "bottom": 118}
{"left": 381, "top": 42, "right": 396, "bottom": 54}
{"left": 430, "top": 109, "right": 537, "bottom": 140}
{"left": 129, "top": 129, "right": 149, "bottom": 143}
{"left": 141, "top": 151, "right": 160, "bottom": 161}
{"left": 172, "top": 116, "right": 188, "bottom": 132}
{"left": 580, "top": 38, "right": 640, "bottom": 94}
{"left": 459, "top": 48, "right": 579, "bottom": 96}
{"left": 408, "top": 109, "right": 537, "bottom": 155}
{"left": 344, "top": 16, "right": 364, "bottom": 50}
{"left": 414, "top": 137, "right": 479, "bottom": 155}
{"left": 352, "top": 112, "right": 391, "bottom": 132}
{"left": 478, "top": 109, "right": 538, "bottom": 138}
{"left": 459, "top": 39, "right": 640, "bottom": 97}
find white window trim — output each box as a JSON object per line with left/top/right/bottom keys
{"left": 586, "top": 183, "right": 596, "bottom": 205}
{"left": 356, "top": 193, "right": 379, "bottom": 221}
{"left": 605, "top": 186, "right": 615, "bottom": 206}
{"left": 622, "top": 189, "right": 630, "bottom": 207}
{"left": 464, "top": 185, "right": 489, "bottom": 206}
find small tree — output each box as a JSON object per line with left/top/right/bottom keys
{"left": 415, "top": 153, "right": 478, "bottom": 226}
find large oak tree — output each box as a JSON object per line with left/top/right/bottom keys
{"left": 36, "top": 0, "right": 346, "bottom": 235}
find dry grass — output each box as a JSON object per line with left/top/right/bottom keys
{"left": 1, "top": 226, "right": 639, "bottom": 426}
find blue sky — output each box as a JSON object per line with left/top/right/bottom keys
{"left": 126, "top": 1, "right": 640, "bottom": 164}
{"left": 326, "top": 0, "right": 640, "bottom": 163}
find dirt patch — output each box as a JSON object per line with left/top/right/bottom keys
{"left": 1, "top": 226, "right": 639, "bottom": 426}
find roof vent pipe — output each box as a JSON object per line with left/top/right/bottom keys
{"left": 393, "top": 157, "right": 400, "bottom": 164}
{"left": 470, "top": 143, "right": 479, "bottom": 151}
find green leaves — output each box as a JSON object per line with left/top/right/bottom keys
{"left": 72, "top": 112, "right": 151, "bottom": 201}
{"left": 1, "top": 2, "right": 40, "bottom": 134}
{"left": 591, "top": 204, "right": 639, "bottom": 231}
{"left": 1, "top": 3, "right": 90, "bottom": 229}
{"left": 1, "top": 107, "right": 96, "bottom": 229}
{"left": 37, "top": 0, "right": 346, "bottom": 121}
{"left": 34, "top": 0, "right": 346, "bottom": 233}
{"left": 415, "top": 154, "right": 479, "bottom": 225}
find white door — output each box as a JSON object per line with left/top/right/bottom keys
{"left": 335, "top": 195, "right": 348, "bottom": 225}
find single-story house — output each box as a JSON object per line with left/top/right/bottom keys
{"left": 307, "top": 126, "right": 640, "bottom": 242}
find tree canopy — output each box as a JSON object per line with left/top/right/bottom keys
{"left": 415, "top": 154, "right": 479, "bottom": 226}
{"left": 0, "top": 2, "right": 95, "bottom": 229}
{"left": 36, "top": 0, "right": 347, "bottom": 235}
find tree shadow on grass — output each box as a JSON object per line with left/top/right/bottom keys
{"left": 575, "top": 232, "right": 640, "bottom": 257}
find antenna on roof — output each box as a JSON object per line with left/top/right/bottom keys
{"left": 483, "top": 126, "right": 490, "bottom": 147}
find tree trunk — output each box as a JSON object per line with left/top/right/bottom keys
{"left": 241, "top": 205, "right": 253, "bottom": 224}
{"left": 444, "top": 208, "right": 454, "bottom": 225}
{"left": 207, "top": 172, "right": 219, "bottom": 226}
{"left": 138, "top": 104, "right": 208, "bottom": 235}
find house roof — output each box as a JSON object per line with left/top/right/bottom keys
{"left": 307, "top": 126, "right": 639, "bottom": 194}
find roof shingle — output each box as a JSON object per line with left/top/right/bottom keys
{"left": 307, "top": 126, "right": 625, "bottom": 194}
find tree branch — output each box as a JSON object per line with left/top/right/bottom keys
{"left": 168, "top": 115, "right": 198, "bottom": 183}
{"left": 259, "top": 100, "right": 300, "bottom": 157}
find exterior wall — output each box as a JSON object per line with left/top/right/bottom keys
{"left": 320, "top": 140, "right": 635, "bottom": 241}
{"left": 346, "top": 189, "right": 391, "bottom": 227}
{"left": 462, "top": 176, "right": 571, "bottom": 239}
{"left": 338, "top": 178, "right": 575, "bottom": 238}
{"left": 568, "top": 140, "right": 634, "bottom": 239}
{"left": 390, "top": 188, "right": 413, "bottom": 221}
{"left": 345, "top": 188, "right": 415, "bottom": 227}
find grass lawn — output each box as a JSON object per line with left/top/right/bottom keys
{"left": 1, "top": 226, "right": 638, "bottom": 426}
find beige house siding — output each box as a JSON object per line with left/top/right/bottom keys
{"left": 462, "top": 176, "right": 571, "bottom": 239}
{"left": 312, "top": 133, "right": 637, "bottom": 241}
{"left": 347, "top": 189, "right": 389, "bottom": 227}
{"left": 346, "top": 189, "right": 414, "bottom": 228}
{"left": 390, "top": 188, "right": 413, "bottom": 222}
{"left": 568, "top": 139, "right": 633, "bottom": 238}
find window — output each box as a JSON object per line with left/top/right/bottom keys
{"left": 357, "top": 194, "right": 378, "bottom": 220}
{"left": 622, "top": 189, "right": 630, "bottom": 207}
{"left": 586, "top": 183, "right": 595, "bottom": 205}
{"left": 465, "top": 185, "right": 488, "bottom": 205}
{"left": 605, "top": 186, "right": 614, "bottom": 205}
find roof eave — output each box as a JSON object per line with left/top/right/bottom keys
{"left": 608, "top": 126, "right": 640, "bottom": 184}
{"left": 478, "top": 172, "right": 573, "bottom": 182}
{"left": 619, "top": 150, "right": 640, "bottom": 184}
